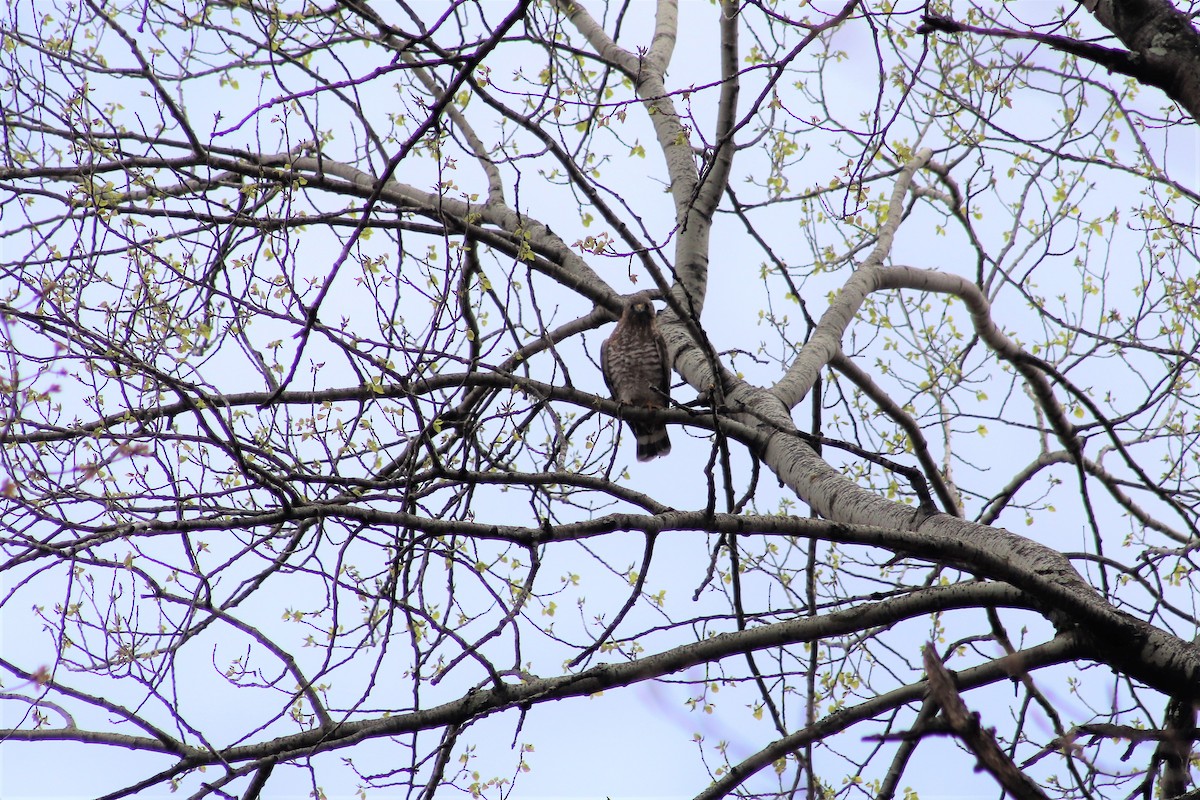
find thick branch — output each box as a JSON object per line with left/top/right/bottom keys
{"left": 770, "top": 148, "right": 934, "bottom": 409}
{"left": 923, "top": 645, "right": 1051, "bottom": 800}
{"left": 1079, "top": 0, "right": 1200, "bottom": 122}
{"left": 692, "top": 634, "right": 1085, "bottom": 800}
{"left": 0, "top": 583, "right": 1033, "bottom": 771}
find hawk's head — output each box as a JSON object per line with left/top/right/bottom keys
{"left": 626, "top": 292, "right": 656, "bottom": 321}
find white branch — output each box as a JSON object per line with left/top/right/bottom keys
{"left": 771, "top": 148, "right": 933, "bottom": 409}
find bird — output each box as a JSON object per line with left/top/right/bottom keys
{"left": 600, "top": 292, "right": 672, "bottom": 461}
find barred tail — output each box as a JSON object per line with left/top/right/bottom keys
{"left": 631, "top": 422, "right": 671, "bottom": 462}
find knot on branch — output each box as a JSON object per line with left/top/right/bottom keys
{"left": 916, "top": 15, "right": 964, "bottom": 35}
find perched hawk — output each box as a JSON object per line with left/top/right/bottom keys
{"left": 600, "top": 292, "right": 672, "bottom": 461}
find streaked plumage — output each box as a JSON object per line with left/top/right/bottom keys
{"left": 600, "top": 292, "right": 672, "bottom": 461}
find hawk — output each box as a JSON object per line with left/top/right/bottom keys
{"left": 600, "top": 292, "right": 672, "bottom": 461}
